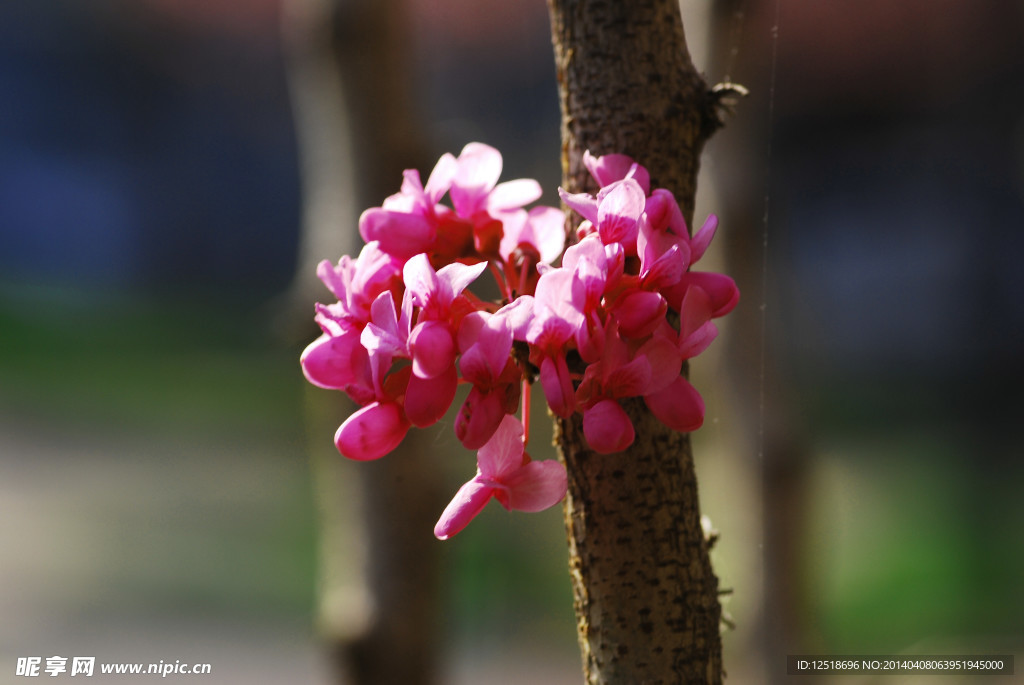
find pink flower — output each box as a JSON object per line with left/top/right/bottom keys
{"left": 300, "top": 326, "right": 367, "bottom": 394}
{"left": 527, "top": 268, "right": 582, "bottom": 418}
{"left": 359, "top": 154, "right": 458, "bottom": 260}
{"left": 559, "top": 177, "right": 646, "bottom": 250}
{"left": 636, "top": 190, "right": 691, "bottom": 287}
{"left": 403, "top": 253, "right": 486, "bottom": 324}
{"left": 575, "top": 321, "right": 653, "bottom": 453}
{"left": 401, "top": 254, "right": 487, "bottom": 426}
{"left": 499, "top": 206, "right": 565, "bottom": 266}
{"left": 454, "top": 299, "right": 531, "bottom": 449}
{"left": 499, "top": 206, "right": 566, "bottom": 296}
{"left": 357, "top": 289, "right": 456, "bottom": 429}
{"left": 635, "top": 288, "right": 717, "bottom": 434}
{"left": 403, "top": 253, "right": 485, "bottom": 375}
{"left": 583, "top": 150, "right": 651, "bottom": 195}
{"left": 643, "top": 375, "right": 705, "bottom": 434}
{"left": 434, "top": 415, "right": 567, "bottom": 540}
{"left": 640, "top": 192, "right": 739, "bottom": 318}
{"left": 333, "top": 359, "right": 412, "bottom": 461}
{"left": 613, "top": 289, "right": 667, "bottom": 339}
{"left": 300, "top": 144, "right": 740, "bottom": 538}
{"left": 335, "top": 398, "right": 411, "bottom": 461}
{"left": 315, "top": 241, "right": 403, "bottom": 326}
{"left": 674, "top": 286, "right": 719, "bottom": 359}
{"left": 582, "top": 399, "right": 635, "bottom": 454}
{"left": 300, "top": 242, "right": 402, "bottom": 397}
{"left": 448, "top": 143, "right": 544, "bottom": 258}
{"left": 665, "top": 270, "right": 740, "bottom": 319}
{"left": 558, "top": 234, "right": 625, "bottom": 360}
{"left": 360, "top": 290, "right": 411, "bottom": 361}
{"left": 450, "top": 143, "right": 543, "bottom": 220}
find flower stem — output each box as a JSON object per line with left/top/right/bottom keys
{"left": 522, "top": 379, "right": 532, "bottom": 446}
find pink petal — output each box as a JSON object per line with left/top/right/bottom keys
{"left": 494, "top": 296, "right": 535, "bottom": 341}
{"left": 574, "top": 313, "right": 602, "bottom": 364}
{"left": 409, "top": 320, "right": 455, "bottom": 379}
{"left": 361, "top": 292, "right": 408, "bottom": 357}
{"left": 404, "top": 365, "right": 457, "bottom": 428}
{"left": 644, "top": 376, "right": 705, "bottom": 433}
{"left": 458, "top": 344, "right": 492, "bottom": 387}
{"left": 558, "top": 187, "right": 599, "bottom": 224}
{"left": 642, "top": 189, "right": 688, "bottom": 237}
{"left": 455, "top": 388, "right": 508, "bottom": 450}
{"left": 605, "top": 355, "right": 653, "bottom": 399}
{"left": 476, "top": 413, "right": 526, "bottom": 479}
{"left": 315, "top": 258, "right": 351, "bottom": 301}
{"left": 350, "top": 242, "right": 402, "bottom": 302}
{"left": 582, "top": 399, "right": 635, "bottom": 454}
{"left": 334, "top": 401, "right": 410, "bottom": 460}
{"left": 487, "top": 179, "right": 543, "bottom": 212}
{"left": 540, "top": 356, "right": 576, "bottom": 419}
{"left": 532, "top": 268, "right": 584, "bottom": 333}
{"left": 402, "top": 253, "right": 440, "bottom": 308}
{"left": 526, "top": 306, "right": 575, "bottom": 353}
{"left": 459, "top": 316, "right": 512, "bottom": 383}
{"left": 434, "top": 478, "right": 494, "bottom": 540}
{"left": 436, "top": 260, "right": 488, "bottom": 302}
{"left": 584, "top": 150, "right": 650, "bottom": 194}
{"left": 313, "top": 302, "right": 348, "bottom": 337}
{"left": 527, "top": 206, "right": 567, "bottom": 264}
{"left": 571, "top": 256, "right": 606, "bottom": 315}
{"left": 596, "top": 179, "right": 645, "bottom": 245}
{"left": 679, "top": 321, "right": 718, "bottom": 360}
{"left": 603, "top": 241, "right": 625, "bottom": 285}
{"left": 641, "top": 242, "right": 688, "bottom": 290}
{"left": 561, "top": 232, "right": 604, "bottom": 274}
{"left": 679, "top": 285, "right": 713, "bottom": 337}
{"left": 424, "top": 152, "right": 458, "bottom": 205}
{"left": 451, "top": 142, "right": 503, "bottom": 217}
{"left": 498, "top": 460, "right": 568, "bottom": 512}
{"left": 677, "top": 287, "right": 718, "bottom": 358}
{"left": 689, "top": 214, "right": 718, "bottom": 265}
{"left": 300, "top": 332, "right": 365, "bottom": 390}
{"left": 575, "top": 219, "right": 596, "bottom": 240}
{"left": 399, "top": 168, "right": 425, "bottom": 200}
{"left": 497, "top": 208, "right": 529, "bottom": 262}
{"left": 598, "top": 318, "right": 631, "bottom": 371}
{"left": 576, "top": 361, "right": 603, "bottom": 410}
{"left": 615, "top": 289, "right": 667, "bottom": 339}
{"left": 456, "top": 310, "right": 487, "bottom": 352}
{"left": 681, "top": 272, "right": 740, "bottom": 318}
{"left": 636, "top": 332, "right": 683, "bottom": 394}
{"left": 358, "top": 208, "right": 436, "bottom": 259}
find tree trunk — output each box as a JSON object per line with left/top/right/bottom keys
{"left": 546, "top": 1, "right": 724, "bottom": 682}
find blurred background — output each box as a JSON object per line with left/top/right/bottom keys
{"left": 1, "top": 1, "right": 1022, "bottom": 683}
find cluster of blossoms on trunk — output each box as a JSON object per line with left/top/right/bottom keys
{"left": 301, "top": 143, "right": 738, "bottom": 539}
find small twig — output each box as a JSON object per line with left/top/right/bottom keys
{"left": 710, "top": 81, "right": 749, "bottom": 124}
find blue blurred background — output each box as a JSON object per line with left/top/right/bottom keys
{"left": 1, "top": 0, "right": 1022, "bottom": 683}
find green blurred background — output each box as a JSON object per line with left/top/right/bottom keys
{"left": 2, "top": 1, "right": 1022, "bottom": 683}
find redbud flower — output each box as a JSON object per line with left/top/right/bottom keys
{"left": 359, "top": 154, "right": 458, "bottom": 260}
{"left": 301, "top": 143, "right": 738, "bottom": 538}
{"left": 455, "top": 303, "right": 526, "bottom": 449}
{"left": 583, "top": 149, "right": 651, "bottom": 194}
{"left": 434, "top": 415, "right": 567, "bottom": 540}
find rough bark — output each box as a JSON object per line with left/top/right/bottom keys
{"left": 283, "top": 1, "right": 442, "bottom": 683}
{"left": 547, "top": 1, "right": 724, "bottom": 682}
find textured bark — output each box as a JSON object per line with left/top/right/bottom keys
{"left": 283, "top": 1, "right": 442, "bottom": 684}
{"left": 547, "top": 1, "right": 724, "bottom": 682}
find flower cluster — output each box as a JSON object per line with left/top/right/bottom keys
{"left": 301, "top": 143, "right": 738, "bottom": 539}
